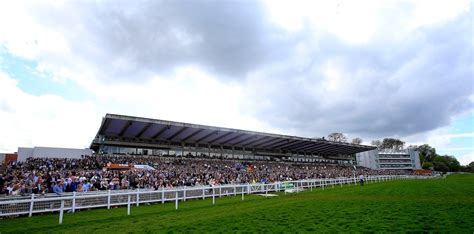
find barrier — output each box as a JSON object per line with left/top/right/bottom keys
{"left": 0, "top": 175, "right": 432, "bottom": 223}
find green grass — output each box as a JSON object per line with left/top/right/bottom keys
{"left": 1, "top": 174, "right": 474, "bottom": 233}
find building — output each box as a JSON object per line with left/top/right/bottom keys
{"left": 0, "top": 153, "right": 18, "bottom": 163}
{"left": 356, "top": 148, "right": 421, "bottom": 170}
{"left": 17, "top": 146, "right": 93, "bottom": 162}
{"left": 90, "top": 114, "right": 376, "bottom": 164}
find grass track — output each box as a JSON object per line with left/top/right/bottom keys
{"left": 1, "top": 174, "right": 473, "bottom": 233}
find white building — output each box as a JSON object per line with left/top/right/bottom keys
{"left": 17, "top": 146, "right": 93, "bottom": 161}
{"left": 356, "top": 148, "right": 421, "bottom": 170}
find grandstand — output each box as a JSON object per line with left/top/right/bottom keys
{"left": 356, "top": 148, "right": 421, "bottom": 170}
{"left": 0, "top": 113, "right": 428, "bottom": 226}
{"left": 90, "top": 114, "right": 376, "bottom": 164}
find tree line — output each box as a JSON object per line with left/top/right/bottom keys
{"left": 415, "top": 144, "right": 473, "bottom": 172}
{"left": 324, "top": 132, "right": 473, "bottom": 172}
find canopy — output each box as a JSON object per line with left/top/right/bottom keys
{"left": 91, "top": 114, "right": 375, "bottom": 156}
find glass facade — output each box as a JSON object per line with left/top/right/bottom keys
{"left": 98, "top": 145, "right": 352, "bottom": 164}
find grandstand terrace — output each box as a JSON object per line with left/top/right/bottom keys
{"left": 90, "top": 114, "right": 375, "bottom": 164}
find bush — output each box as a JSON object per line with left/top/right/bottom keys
{"left": 422, "top": 162, "right": 433, "bottom": 170}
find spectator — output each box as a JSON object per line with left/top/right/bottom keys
{"left": 359, "top": 174, "right": 364, "bottom": 186}
{"left": 53, "top": 181, "right": 64, "bottom": 195}
{"left": 0, "top": 154, "right": 415, "bottom": 196}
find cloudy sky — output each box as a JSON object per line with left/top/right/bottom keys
{"left": 0, "top": 0, "right": 472, "bottom": 164}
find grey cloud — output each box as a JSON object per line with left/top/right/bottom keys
{"left": 33, "top": 0, "right": 291, "bottom": 80}
{"left": 243, "top": 12, "right": 473, "bottom": 139}
{"left": 26, "top": 1, "right": 473, "bottom": 140}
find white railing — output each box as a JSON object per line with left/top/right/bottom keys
{"left": 0, "top": 175, "right": 432, "bottom": 224}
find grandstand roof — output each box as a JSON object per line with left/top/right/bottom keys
{"left": 90, "top": 114, "right": 375, "bottom": 155}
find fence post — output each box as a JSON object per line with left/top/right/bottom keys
{"left": 219, "top": 187, "right": 222, "bottom": 197}
{"left": 184, "top": 187, "right": 187, "bottom": 202}
{"left": 127, "top": 195, "right": 131, "bottom": 216}
{"left": 136, "top": 188, "right": 140, "bottom": 207}
{"left": 162, "top": 190, "right": 165, "bottom": 204}
{"left": 59, "top": 200, "right": 64, "bottom": 224}
{"left": 202, "top": 188, "right": 205, "bottom": 200}
{"left": 265, "top": 184, "right": 268, "bottom": 197}
{"left": 234, "top": 185, "right": 236, "bottom": 196}
{"left": 310, "top": 181, "right": 313, "bottom": 191}
{"left": 242, "top": 186, "right": 245, "bottom": 201}
{"left": 175, "top": 191, "right": 179, "bottom": 210}
{"left": 72, "top": 192, "right": 76, "bottom": 213}
{"left": 29, "top": 193, "right": 34, "bottom": 217}
{"left": 212, "top": 188, "right": 215, "bottom": 205}
{"left": 340, "top": 178, "right": 342, "bottom": 187}
{"left": 107, "top": 190, "right": 111, "bottom": 209}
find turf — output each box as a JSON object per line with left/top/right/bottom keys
{"left": 1, "top": 174, "right": 473, "bottom": 233}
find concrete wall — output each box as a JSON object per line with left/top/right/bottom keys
{"left": 18, "top": 147, "right": 34, "bottom": 162}
{"left": 356, "top": 149, "right": 378, "bottom": 169}
{"left": 357, "top": 148, "right": 422, "bottom": 170}
{"left": 17, "top": 147, "right": 93, "bottom": 161}
{"left": 408, "top": 148, "right": 422, "bottom": 169}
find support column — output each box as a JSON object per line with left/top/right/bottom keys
{"left": 195, "top": 143, "right": 198, "bottom": 157}
{"left": 59, "top": 200, "right": 65, "bottom": 224}
{"left": 181, "top": 143, "right": 185, "bottom": 157}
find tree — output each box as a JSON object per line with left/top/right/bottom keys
{"left": 351, "top": 138, "right": 363, "bottom": 145}
{"left": 445, "top": 155, "right": 461, "bottom": 171}
{"left": 422, "top": 161, "right": 433, "bottom": 170}
{"left": 417, "top": 144, "right": 436, "bottom": 164}
{"left": 433, "top": 161, "right": 449, "bottom": 172}
{"left": 461, "top": 162, "right": 474, "bottom": 172}
{"left": 371, "top": 140, "right": 382, "bottom": 149}
{"left": 432, "top": 155, "right": 461, "bottom": 172}
{"left": 468, "top": 162, "right": 474, "bottom": 172}
{"left": 327, "top": 133, "right": 348, "bottom": 143}
{"left": 380, "top": 138, "right": 405, "bottom": 150}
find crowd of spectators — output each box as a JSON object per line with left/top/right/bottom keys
{"left": 0, "top": 155, "right": 413, "bottom": 196}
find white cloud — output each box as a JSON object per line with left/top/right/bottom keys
{"left": 262, "top": 0, "right": 382, "bottom": 44}
{"left": 262, "top": 0, "right": 471, "bottom": 44}
{"left": 457, "top": 153, "right": 474, "bottom": 166}
{"left": 0, "top": 0, "right": 472, "bottom": 157}
{"left": 87, "top": 65, "right": 279, "bottom": 134}
{"left": 409, "top": 0, "right": 471, "bottom": 29}
{"left": 0, "top": 71, "right": 100, "bottom": 152}
{"left": 426, "top": 132, "right": 474, "bottom": 149}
